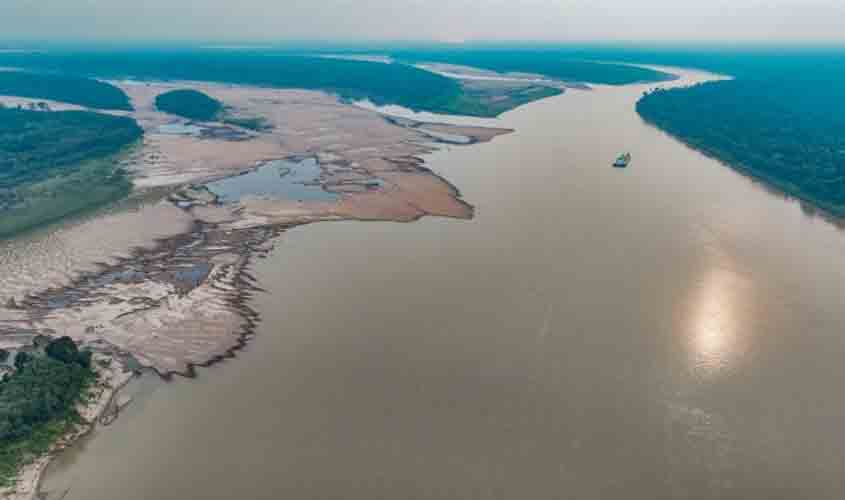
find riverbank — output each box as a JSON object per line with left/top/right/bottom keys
{"left": 1, "top": 354, "right": 134, "bottom": 500}
{"left": 0, "top": 78, "right": 514, "bottom": 377}
{"left": 0, "top": 76, "right": 524, "bottom": 498}
{"left": 2, "top": 66, "right": 723, "bottom": 496}
{"left": 34, "top": 62, "right": 845, "bottom": 500}
{"left": 636, "top": 69, "right": 845, "bottom": 218}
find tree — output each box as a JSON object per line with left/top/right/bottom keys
{"left": 13, "top": 351, "right": 30, "bottom": 370}
{"left": 45, "top": 336, "right": 80, "bottom": 365}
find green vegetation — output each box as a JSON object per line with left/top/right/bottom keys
{"left": 155, "top": 89, "right": 222, "bottom": 121}
{"left": 154, "top": 88, "right": 272, "bottom": 129}
{"left": 630, "top": 49, "right": 845, "bottom": 215}
{"left": 0, "top": 107, "right": 142, "bottom": 237}
{"left": 638, "top": 81, "right": 845, "bottom": 215}
{"left": 0, "top": 49, "right": 659, "bottom": 117}
{"left": 0, "top": 51, "right": 468, "bottom": 115}
{"left": 0, "top": 71, "right": 132, "bottom": 111}
{"left": 450, "top": 84, "right": 562, "bottom": 117}
{"left": 0, "top": 337, "right": 95, "bottom": 487}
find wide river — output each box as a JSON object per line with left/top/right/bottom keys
{"left": 41, "top": 69, "right": 845, "bottom": 499}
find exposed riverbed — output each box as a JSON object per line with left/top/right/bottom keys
{"left": 26, "top": 67, "right": 845, "bottom": 499}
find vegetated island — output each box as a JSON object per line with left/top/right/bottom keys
{"left": 155, "top": 88, "right": 270, "bottom": 130}
{"left": 155, "top": 88, "right": 222, "bottom": 121}
{"left": 0, "top": 105, "right": 143, "bottom": 237}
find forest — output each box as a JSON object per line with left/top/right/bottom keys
{"left": 0, "top": 51, "right": 472, "bottom": 115}
{"left": 0, "top": 71, "right": 132, "bottom": 110}
{"left": 155, "top": 88, "right": 222, "bottom": 121}
{"left": 634, "top": 50, "right": 845, "bottom": 215}
{"left": 0, "top": 107, "right": 142, "bottom": 236}
{"left": 0, "top": 337, "right": 95, "bottom": 486}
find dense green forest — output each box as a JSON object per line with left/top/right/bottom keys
{"left": 388, "top": 49, "right": 675, "bottom": 84}
{"left": 0, "top": 337, "right": 95, "bottom": 486}
{"left": 0, "top": 107, "right": 142, "bottom": 236}
{"left": 155, "top": 89, "right": 222, "bottom": 121}
{"left": 0, "top": 51, "right": 474, "bottom": 115}
{"left": 0, "top": 71, "right": 132, "bottom": 110}
{"left": 637, "top": 80, "right": 845, "bottom": 215}
{"left": 629, "top": 49, "right": 845, "bottom": 215}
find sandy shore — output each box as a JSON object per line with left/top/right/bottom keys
{"left": 1, "top": 79, "right": 513, "bottom": 376}
{"left": 0, "top": 79, "right": 519, "bottom": 496}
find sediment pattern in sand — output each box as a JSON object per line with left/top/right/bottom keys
{"left": 1, "top": 80, "right": 512, "bottom": 375}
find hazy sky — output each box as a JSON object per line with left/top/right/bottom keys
{"left": 2, "top": 0, "right": 844, "bottom": 44}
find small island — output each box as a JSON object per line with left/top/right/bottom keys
{"left": 155, "top": 89, "right": 223, "bottom": 121}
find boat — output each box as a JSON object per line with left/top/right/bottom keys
{"left": 613, "top": 152, "right": 631, "bottom": 168}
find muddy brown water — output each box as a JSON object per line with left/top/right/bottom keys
{"left": 40, "top": 69, "right": 845, "bottom": 499}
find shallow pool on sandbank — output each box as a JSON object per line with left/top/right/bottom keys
{"left": 204, "top": 157, "right": 338, "bottom": 203}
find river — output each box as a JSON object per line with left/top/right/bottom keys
{"left": 40, "top": 69, "right": 845, "bottom": 499}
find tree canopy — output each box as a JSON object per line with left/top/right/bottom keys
{"left": 0, "top": 337, "right": 95, "bottom": 485}
{"left": 637, "top": 63, "right": 845, "bottom": 215}
{"left": 0, "top": 107, "right": 142, "bottom": 236}
{"left": 0, "top": 71, "right": 132, "bottom": 111}
{"left": 155, "top": 89, "right": 222, "bottom": 121}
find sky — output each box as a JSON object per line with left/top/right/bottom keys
{"left": 1, "top": 0, "right": 844, "bottom": 44}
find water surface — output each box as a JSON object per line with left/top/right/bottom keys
{"left": 42, "top": 69, "right": 845, "bottom": 499}
{"left": 205, "top": 157, "right": 338, "bottom": 202}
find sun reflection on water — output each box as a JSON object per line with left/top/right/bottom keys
{"left": 687, "top": 266, "right": 746, "bottom": 378}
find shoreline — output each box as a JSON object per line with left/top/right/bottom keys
{"left": 637, "top": 113, "right": 845, "bottom": 224}
{"left": 0, "top": 79, "right": 515, "bottom": 375}
{"left": 1, "top": 354, "right": 135, "bottom": 500}
{"left": 0, "top": 65, "right": 758, "bottom": 498}
{"left": 0, "top": 73, "right": 593, "bottom": 497}
{"left": 0, "top": 125, "right": 511, "bottom": 500}
{"left": 0, "top": 63, "right": 676, "bottom": 495}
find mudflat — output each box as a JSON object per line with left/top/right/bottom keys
{"left": 0, "top": 79, "right": 512, "bottom": 377}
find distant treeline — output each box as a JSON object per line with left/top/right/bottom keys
{"left": 155, "top": 88, "right": 222, "bottom": 121}
{"left": 0, "top": 71, "right": 132, "bottom": 110}
{"left": 0, "top": 49, "right": 672, "bottom": 117}
{"left": 0, "top": 51, "right": 469, "bottom": 115}
{"left": 0, "top": 107, "right": 142, "bottom": 236}
{"left": 388, "top": 49, "right": 675, "bottom": 85}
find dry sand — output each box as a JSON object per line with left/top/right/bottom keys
{"left": 1, "top": 79, "right": 513, "bottom": 376}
